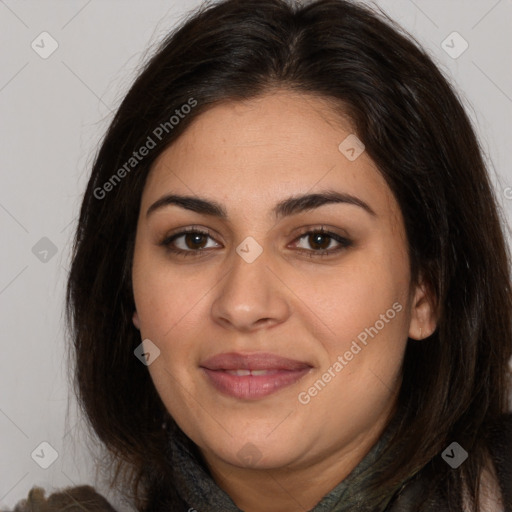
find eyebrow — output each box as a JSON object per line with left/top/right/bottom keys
{"left": 146, "top": 189, "right": 376, "bottom": 219}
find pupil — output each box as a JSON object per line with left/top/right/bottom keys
{"left": 311, "top": 233, "right": 329, "bottom": 250}
{"left": 186, "top": 233, "right": 205, "bottom": 249}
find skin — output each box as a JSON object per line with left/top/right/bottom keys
{"left": 131, "top": 89, "right": 437, "bottom": 512}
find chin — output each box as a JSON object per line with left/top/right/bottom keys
{"left": 202, "top": 431, "right": 303, "bottom": 470}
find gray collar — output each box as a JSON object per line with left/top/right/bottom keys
{"left": 165, "top": 418, "right": 403, "bottom": 512}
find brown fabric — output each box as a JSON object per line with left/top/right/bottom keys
{"left": 5, "top": 485, "right": 117, "bottom": 512}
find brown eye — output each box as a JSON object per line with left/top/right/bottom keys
{"left": 159, "top": 228, "right": 220, "bottom": 257}
{"left": 293, "top": 228, "right": 353, "bottom": 256}
{"left": 307, "top": 232, "right": 334, "bottom": 251}
{"left": 160, "top": 226, "right": 352, "bottom": 259}
{"left": 182, "top": 232, "right": 209, "bottom": 250}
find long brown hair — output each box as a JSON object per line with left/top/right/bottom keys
{"left": 66, "top": 0, "right": 512, "bottom": 510}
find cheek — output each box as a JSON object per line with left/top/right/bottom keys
{"left": 310, "top": 256, "right": 408, "bottom": 339}
{"left": 305, "top": 243, "right": 410, "bottom": 388}
{"left": 298, "top": 272, "right": 408, "bottom": 430}
{"left": 132, "top": 246, "right": 213, "bottom": 339}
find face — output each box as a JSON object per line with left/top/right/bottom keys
{"left": 131, "top": 90, "right": 435, "bottom": 476}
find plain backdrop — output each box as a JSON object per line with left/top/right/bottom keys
{"left": 1, "top": 0, "right": 511, "bottom": 510}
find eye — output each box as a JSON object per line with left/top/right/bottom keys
{"left": 292, "top": 227, "right": 353, "bottom": 257}
{"left": 159, "top": 225, "right": 352, "bottom": 258}
{"left": 159, "top": 226, "right": 219, "bottom": 257}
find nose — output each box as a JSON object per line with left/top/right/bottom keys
{"left": 210, "top": 243, "right": 291, "bottom": 332}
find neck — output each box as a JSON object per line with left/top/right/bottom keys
{"left": 199, "top": 414, "right": 392, "bottom": 512}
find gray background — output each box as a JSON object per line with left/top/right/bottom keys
{"left": 1, "top": 0, "right": 511, "bottom": 510}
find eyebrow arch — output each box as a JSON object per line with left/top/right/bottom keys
{"left": 146, "top": 189, "right": 376, "bottom": 219}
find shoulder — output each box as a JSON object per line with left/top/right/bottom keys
{"left": 463, "top": 413, "right": 512, "bottom": 512}
{"left": 7, "top": 485, "right": 118, "bottom": 512}
{"left": 386, "top": 413, "right": 512, "bottom": 512}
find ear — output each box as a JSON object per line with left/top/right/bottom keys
{"left": 408, "top": 277, "right": 437, "bottom": 340}
{"left": 132, "top": 310, "right": 141, "bottom": 330}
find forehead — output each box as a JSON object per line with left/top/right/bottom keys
{"left": 141, "top": 90, "right": 397, "bottom": 221}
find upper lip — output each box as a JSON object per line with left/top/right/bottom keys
{"left": 200, "top": 352, "right": 312, "bottom": 371}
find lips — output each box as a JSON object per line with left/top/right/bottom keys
{"left": 200, "top": 352, "right": 311, "bottom": 371}
{"left": 200, "top": 352, "right": 313, "bottom": 400}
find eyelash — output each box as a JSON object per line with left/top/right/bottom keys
{"left": 159, "top": 225, "right": 353, "bottom": 258}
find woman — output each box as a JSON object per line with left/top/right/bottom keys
{"left": 9, "top": 0, "right": 512, "bottom": 510}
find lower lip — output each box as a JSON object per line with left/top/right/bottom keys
{"left": 201, "top": 368, "right": 311, "bottom": 400}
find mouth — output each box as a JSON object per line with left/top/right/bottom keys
{"left": 200, "top": 352, "right": 313, "bottom": 400}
